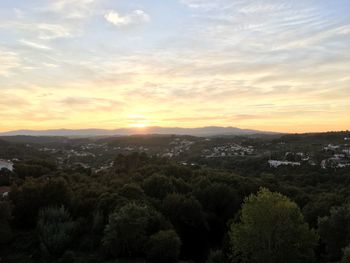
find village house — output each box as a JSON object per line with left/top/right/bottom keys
{"left": 0, "top": 186, "right": 11, "bottom": 198}
{"left": 0, "top": 159, "right": 14, "bottom": 172}
{"left": 268, "top": 160, "right": 301, "bottom": 168}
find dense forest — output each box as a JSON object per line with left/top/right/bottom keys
{"left": 1, "top": 134, "right": 350, "bottom": 262}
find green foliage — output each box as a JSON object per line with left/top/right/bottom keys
{"left": 58, "top": 250, "right": 75, "bottom": 263}
{"left": 15, "top": 163, "right": 50, "bottom": 179}
{"left": 0, "top": 168, "right": 11, "bottom": 185}
{"left": 230, "top": 188, "right": 318, "bottom": 263}
{"left": 0, "top": 201, "right": 13, "bottom": 244}
{"left": 195, "top": 183, "right": 239, "bottom": 245}
{"left": 196, "top": 183, "right": 239, "bottom": 220}
{"left": 318, "top": 204, "right": 350, "bottom": 261}
{"left": 171, "top": 177, "right": 191, "bottom": 194}
{"left": 113, "top": 152, "right": 150, "bottom": 174}
{"left": 37, "top": 206, "right": 76, "bottom": 257}
{"left": 14, "top": 158, "right": 56, "bottom": 179}
{"left": 162, "top": 193, "right": 209, "bottom": 261}
{"left": 143, "top": 174, "right": 175, "bottom": 199}
{"left": 3, "top": 146, "right": 350, "bottom": 263}
{"left": 146, "top": 230, "right": 181, "bottom": 263}
{"left": 162, "top": 193, "right": 206, "bottom": 229}
{"left": 10, "top": 178, "right": 71, "bottom": 228}
{"left": 119, "top": 183, "right": 145, "bottom": 200}
{"left": 302, "top": 193, "right": 343, "bottom": 227}
{"left": 103, "top": 202, "right": 166, "bottom": 258}
{"left": 342, "top": 245, "right": 350, "bottom": 263}
{"left": 206, "top": 250, "right": 228, "bottom": 263}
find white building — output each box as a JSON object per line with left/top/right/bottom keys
{"left": 0, "top": 186, "right": 11, "bottom": 198}
{"left": 324, "top": 144, "right": 340, "bottom": 151}
{"left": 0, "top": 159, "right": 14, "bottom": 172}
{"left": 343, "top": 149, "right": 350, "bottom": 156}
{"left": 268, "top": 160, "right": 301, "bottom": 168}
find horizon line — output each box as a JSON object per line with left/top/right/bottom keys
{"left": 1, "top": 126, "right": 349, "bottom": 136}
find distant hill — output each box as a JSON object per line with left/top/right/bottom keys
{"left": 0, "top": 126, "right": 276, "bottom": 137}
{"left": 0, "top": 136, "right": 70, "bottom": 144}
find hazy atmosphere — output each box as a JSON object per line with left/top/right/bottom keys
{"left": 2, "top": 2, "right": 350, "bottom": 263}
{"left": 1, "top": 0, "right": 350, "bottom": 132}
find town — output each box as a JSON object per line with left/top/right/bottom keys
{"left": 1, "top": 132, "right": 350, "bottom": 179}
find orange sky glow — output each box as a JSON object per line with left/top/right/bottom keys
{"left": 1, "top": 0, "right": 349, "bottom": 133}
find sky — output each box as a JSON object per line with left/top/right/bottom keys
{"left": 0, "top": 0, "right": 349, "bottom": 133}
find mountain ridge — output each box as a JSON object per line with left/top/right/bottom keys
{"left": 0, "top": 126, "right": 277, "bottom": 137}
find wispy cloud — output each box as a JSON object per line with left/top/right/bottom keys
{"left": 42, "top": 0, "right": 97, "bottom": 19}
{"left": 0, "top": 49, "right": 21, "bottom": 76}
{"left": 0, "top": 22, "right": 73, "bottom": 40}
{"left": 20, "top": 39, "right": 52, "bottom": 50}
{"left": 36, "top": 23, "right": 72, "bottom": 40}
{"left": 59, "top": 96, "right": 124, "bottom": 112}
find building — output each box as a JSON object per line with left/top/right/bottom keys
{"left": 0, "top": 159, "right": 14, "bottom": 172}
{"left": 268, "top": 160, "right": 301, "bottom": 168}
{"left": 343, "top": 149, "right": 350, "bottom": 156}
{"left": 324, "top": 144, "right": 340, "bottom": 151}
{"left": 0, "top": 186, "right": 11, "bottom": 198}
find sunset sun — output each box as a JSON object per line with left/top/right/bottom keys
{"left": 127, "top": 113, "right": 151, "bottom": 129}
{"left": 129, "top": 122, "right": 149, "bottom": 128}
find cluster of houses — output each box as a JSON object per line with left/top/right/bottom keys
{"left": 93, "top": 161, "right": 114, "bottom": 173}
{"left": 113, "top": 146, "right": 149, "bottom": 152}
{"left": 162, "top": 139, "right": 194, "bottom": 158}
{"left": 268, "top": 152, "right": 311, "bottom": 168}
{"left": 203, "top": 144, "right": 254, "bottom": 158}
{"left": 268, "top": 138, "right": 350, "bottom": 169}
{"left": 321, "top": 143, "right": 350, "bottom": 169}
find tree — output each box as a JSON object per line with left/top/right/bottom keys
{"left": 162, "top": 194, "right": 207, "bottom": 230}
{"left": 143, "top": 174, "right": 174, "bottom": 199}
{"left": 162, "top": 193, "right": 209, "bottom": 261}
{"left": 0, "top": 201, "right": 12, "bottom": 244}
{"left": 113, "top": 152, "right": 150, "bottom": 174}
{"left": 11, "top": 178, "right": 71, "bottom": 228}
{"left": 146, "top": 230, "right": 181, "bottom": 263}
{"left": 230, "top": 188, "right": 318, "bottom": 263}
{"left": 14, "top": 158, "right": 56, "bottom": 179}
{"left": 318, "top": 204, "right": 350, "bottom": 261}
{"left": 119, "top": 183, "right": 145, "bottom": 200}
{"left": 206, "top": 249, "right": 228, "bottom": 263}
{"left": 341, "top": 244, "right": 350, "bottom": 263}
{"left": 0, "top": 168, "right": 11, "bottom": 186}
{"left": 302, "top": 193, "right": 342, "bottom": 227}
{"left": 195, "top": 183, "right": 239, "bottom": 244}
{"left": 37, "top": 206, "right": 75, "bottom": 257}
{"left": 103, "top": 203, "right": 166, "bottom": 258}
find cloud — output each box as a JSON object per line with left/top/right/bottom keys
{"left": 20, "top": 40, "right": 52, "bottom": 50}
{"left": 36, "top": 23, "right": 72, "bottom": 40}
{"left": 0, "top": 21, "right": 73, "bottom": 41}
{"left": 0, "top": 50, "right": 21, "bottom": 76}
{"left": 13, "top": 8, "right": 24, "bottom": 19}
{"left": 104, "top": 10, "right": 150, "bottom": 27}
{"left": 0, "top": 93, "right": 29, "bottom": 110}
{"left": 59, "top": 96, "right": 124, "bottom": 112}
{"left": 44, "top": 0, "right": 97, "bottom": 19}
{"left": 50, "top": 0, "right": 95, "bottom": 10}
{"left": 180, "top": 0, "right": 223, "bottom": 9}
